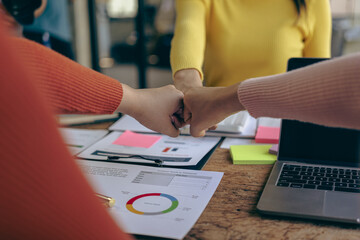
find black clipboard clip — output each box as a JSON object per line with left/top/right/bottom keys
{"left": 107, "top": 155, "right": 164, "bottom": 167}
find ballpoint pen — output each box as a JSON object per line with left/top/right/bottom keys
{"left": 96, "top": 193, "right": 115, "bottom": 208}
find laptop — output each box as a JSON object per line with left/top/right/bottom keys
{"left": 257, "top": 58, "right": 360, "bottom": 225}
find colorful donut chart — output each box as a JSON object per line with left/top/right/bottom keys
{"left": 126, "top": 193, "right": 179, "bottom": 215}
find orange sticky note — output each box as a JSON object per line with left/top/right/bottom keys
{"left": 112, "top": 130, "right": 162, "bottom": 148}
{"left": 255, "top": 126, "right": 280, "bottom": 144}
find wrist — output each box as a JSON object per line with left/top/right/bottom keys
{"left": 115, "top": 84, "right": 140, "bottom": 117}
{"left": 174, "top": 69, "right": 202, "bottom": 93}
{"left": 218, "top": 83, "right": 245, "bottom": 115}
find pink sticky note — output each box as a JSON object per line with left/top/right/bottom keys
{"left": 268, "top": 144, "right": 279, "bottom": 155}
{"left": 255, "top": 126, "right": 280, "bottom": 144}
{"left": 112, "top": 130, "right": 162, "bottom": 148}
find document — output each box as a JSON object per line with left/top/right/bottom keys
{"left": 109, "top": 115, "right": 257, "bottom": 138}
{"left": 78, "top": 131, "right": 221, "bottom": 167}
{"left": 220, "top": 138, "right": 258, "bottom": 149}
{"left": 78, "top": 160, "right": 223, "bottom": 240}
{"left": 258, "top": 117, "right": 281, "bottom": 127}
{"left": 59, "top": 128, "right": 109, "bottom": 155}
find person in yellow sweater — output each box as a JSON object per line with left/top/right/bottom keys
{"left": 170, "top": 0, "right": 331, "bottom": 93}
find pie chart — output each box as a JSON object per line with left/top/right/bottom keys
{"left": 126, "top": 193, "right": 179, "bottom": 215}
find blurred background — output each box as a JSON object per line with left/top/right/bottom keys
{"left": 54, "top": 0, "right": 360, "bottom": 89}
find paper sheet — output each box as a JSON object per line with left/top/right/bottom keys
{"left": 220, "top": 138, "right": 258, "bottom": 149}
{"left": 258, "top": 117, "right": 281, "bottom": 127}
{"left": 59, "top": 128, "right": 109, "bottom": 155}
{"left": 78, "top": 131, "right": 221, "bottom": 167}
{"left": 78, "top": 160, "right": 223, "bottom": 239}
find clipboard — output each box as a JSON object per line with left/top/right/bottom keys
{"left": 77, "top": 131, "right": 222, "bottom": 170}
{"left": 79, "top": 141, "right": 219, "bottom": 170}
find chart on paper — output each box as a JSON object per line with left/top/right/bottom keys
{"left": 126, "top": 193, "right": 179, "bottom": 215}
{"left": 132, "top": 171, "right": 211, "bottom": 190}
{"left": 79, "top": 160, "right": 223, "bottom": 239}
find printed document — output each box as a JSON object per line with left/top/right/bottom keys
{"left": 78, "top": 131, "right": 221, "bottom": 167}
{"left": 78, "top": 160, "right": 223, "bottom": 239}
{"left": 59, "top": 128, "right": 109, "bottom": 155}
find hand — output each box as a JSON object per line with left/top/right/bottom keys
{"left": 173, "top": 69, "right": 203, "bottom": 123}
{"left": 173, "top": 69, "right": 203, "bottom": 93}
{"left": 183, "top": 84, "right": 245, "bottom": 137}
{"left": 118, "top": 85, "right": 185, "bottom": 137}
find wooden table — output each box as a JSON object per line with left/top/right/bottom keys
{"left": 76, "top": 122, "right": 360, "bottom": 240}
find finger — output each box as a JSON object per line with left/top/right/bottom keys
{"left": 190, "top": 125, "right": 206, "bottom": 138}
{"left": 171, "top": 115, "right": 185, "bottom": 129}
{"left": 208, "top": 125, "right": 218, "bottom": 131}
{"left": 191, "top": 129, "right": 206, "bottom": 138}
{"left": 165, "top": 116, "right": 180, "bottom": 137}
{"left": 173, "top": 104, "right": 185, "bottom": 124}
{"left": 183, "top": 107, "right": 192, "bottom": 123}
{"left": 175, "top": 116, "right": 186, "bottom": 129}
{"left": 167, "top": 128, "right": 180, "bottom": 138}
{"left": 174, "top": 106, "right": 183, "bottom": 118}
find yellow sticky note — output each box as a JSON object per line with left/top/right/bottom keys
{"left": 230, "top": 145, "right": 276, "bottom": 164}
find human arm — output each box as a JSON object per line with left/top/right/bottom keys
{"left": 185, "top": 53, "right": 360, "bottom": 137}
{"left": 170, "top": 0, "right": 206, "bottom": 92}
{"left": 0, "top": 20, "right": 133, "bottom": 240}
{"left": 183, "top": 84, "right": 244, "bottom": 137}
{"left": 13, "top": 37, "right": 184, "bottom": 137}
{"left": 238, "top": 53, "right": 360, "bottom": 129}
{"left": 302, "top": 0, "right": 331, "bottom": 58}
{"left": 117, "top": 84, "right": 184, "bottom": 137}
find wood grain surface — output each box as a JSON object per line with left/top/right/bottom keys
{"left": 72, "top": 123, "right": 360, "bottom": 239}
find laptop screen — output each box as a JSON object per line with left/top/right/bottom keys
{"left": 277, "top": 58, "right": 360, "bottom": 168}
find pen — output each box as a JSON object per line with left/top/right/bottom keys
{"left": 96, "top": 193, "right": 115, "bottom": 208}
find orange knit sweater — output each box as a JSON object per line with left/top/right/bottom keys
{"left": 0, "top": 24, "right": 132, "bottom": 239}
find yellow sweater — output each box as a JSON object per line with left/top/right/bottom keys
{"left": 170, "top": 0, "right": 331, "bottom": 87}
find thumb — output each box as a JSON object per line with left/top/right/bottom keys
{"left": 163, "top": 116, "right": 180, "bottom": 138}
{"left": 190, "top": 123, "right": 206, "bottom": 137}
{"left": 183, "top": 105, "right": 192, "bottom": 123}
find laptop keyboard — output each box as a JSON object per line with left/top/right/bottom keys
{"left": 277, "top": 164, "right": 360, "bottom": 193}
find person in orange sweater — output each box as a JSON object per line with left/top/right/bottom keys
{"left": 0, "top": 13, "right": 187, "bottom": 238}
{"left": 183, "top": 53, "right": 360, "bottom": 137}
